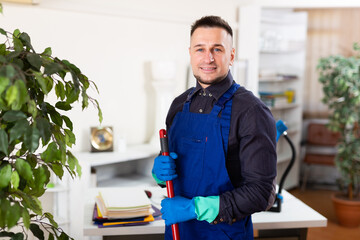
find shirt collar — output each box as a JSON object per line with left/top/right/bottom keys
{"left": 190, "top": 71, "right": 234, "bottom": 101}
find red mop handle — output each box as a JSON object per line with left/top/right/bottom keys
{"left": 159, "top": 129, "right": 180, "bottom": 240}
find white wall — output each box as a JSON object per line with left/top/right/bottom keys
{"left": 0, "top": 0, "right": 239, "bottom": 152}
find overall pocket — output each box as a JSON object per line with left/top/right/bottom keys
{"left": 176, "top": 136, "right": 206, "bottom": 197}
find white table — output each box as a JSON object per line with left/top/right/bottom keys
{"left": 83, "top": 187, "right": 327, "bottom": 240}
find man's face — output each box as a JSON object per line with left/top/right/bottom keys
{"left": 189, "top": 27, "right": 235, "bottom": 88}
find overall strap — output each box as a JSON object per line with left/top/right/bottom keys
{"left": 213, "top": 83, "right": 240, "bottom": 155}
{"left": 210, "top": 83, "right": 240, "bottom": 116}
{"left": 182, "top": 87, "right": 196, "bottom": 112}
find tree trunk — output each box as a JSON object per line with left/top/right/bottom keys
{"left": 348, "top": 183, "right": 353, "bottom": 200}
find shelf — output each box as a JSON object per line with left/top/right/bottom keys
{"left": 45, "top": 185, "right": 68, "bottom": 193}
{"left": 260, "top": 49, "right": 303, "bottom": 54}
{"left": 259, "top": 76, "right": 298, "bottom": 83}
{"left": 75, "top": 144, "right": 158, "bottom": 167}
{"left": 269, "top": 103, "right": 299, "bottom": 111}
{"left": 97, "top": 174, "right": 156, "bottom": 188}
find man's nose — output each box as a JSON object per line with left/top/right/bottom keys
{"left": 204, "top": 51, "right": 214, "bottom": 63}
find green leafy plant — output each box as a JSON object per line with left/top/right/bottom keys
{"left": 0, "top": 4, "right": 102, "bottom": 239}
{"left": 318, "top": 43, "right": 360, "bottom": 200}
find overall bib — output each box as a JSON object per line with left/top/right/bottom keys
{"left": 166, "top": 84, "right": 253, "bottom": 240}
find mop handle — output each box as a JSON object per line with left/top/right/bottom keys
{"left": 159, "top": 129, "right": 180, "bottom": 240}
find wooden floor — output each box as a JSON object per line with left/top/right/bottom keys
{"left": 289, "top": 187, "right": 360, "bottom": 240}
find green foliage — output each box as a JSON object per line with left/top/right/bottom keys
{"left": 0, "top": 27, "right": 102, "bottom": 238}
{"left": 317, "top": 42, "right": 360, "bottom": 199}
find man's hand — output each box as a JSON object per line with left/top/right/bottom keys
{"left": 161, "top": 196, "right": 197, "bottom": 225}
{"left": 152, "top": 152, "right": 178, "bottom": 182}
{"left": 161, "top": 195, "right": 220, "bottom": 225}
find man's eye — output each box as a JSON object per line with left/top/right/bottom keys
{"left": 214, "top": 48, "right": 222, "bottom": 52}
{"left": 196, "top": 49, "right": 203, "bottom": 52}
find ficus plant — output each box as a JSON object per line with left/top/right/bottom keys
{"left": 318, "top": 42, "right": 360, "bottom": 200}
{"left": 0, "top": 4, "right": 102, "bottom": 240}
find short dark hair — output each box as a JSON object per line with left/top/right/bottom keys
{"left": 190, "top": 16, "right": 233, "bottom": 37}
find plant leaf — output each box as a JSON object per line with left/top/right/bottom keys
{"left": 15, "top": 158, "right": 33, "bottom": 182}
{"left": 0, "top": 77, "right": 10, "bottom": 95}
{"left": 14, "top": 79, "right": 29, "bottom": 108}
{"left": 44, "top": 212, "right": 58, "bottom": 228}
{"left": 49, "top": 110, "right": 63, "bottom": 127}
{"left": 13, "top": 37, "right": 23, "bottom": 52}
{"left": 11, "top": 233, "right": 24, "bottom": 240}
{"left": 55, "top": 101, "right": 72, "bottom": 111}
{"left": 0, "top": 28, "right": 6, "bottom": 36}
{"left": 33, "top": 71, "right": 49, "bottom": 94}
{"left": 19, "top": 32, "right": 33, "bottom": 51}
{"left": 55, "top": 81, "right": 66, "bottom": 100}
{"left": 3, "top": 110, "right": 27, "bottom": 122}
{"left": 0, "top": 164, "right": 11, "bottom": 188}
{"left": 27, "top": 99, "right": 38, "bottom": 118}
{"left": 11, "top": 170, "right": 20, "bottom": 189}
{"left": 65, "top": 87, "right": 80, "bottom": 104}
{"left": 33, "top": 166, "right": 50, "bottom": 192}
{"left": 7, "top": 202, "right": 21, "bottom": 229}
{"left": 0, "top": 232, "right": 14, "bottom": 237}
{"left": 48, "top": 234, "right": 54, "bottom": 240}
{"left": 13, "top": 29, "right": 21, "bottom": 37}
{"left": 0, "top": 44, "right": 6, "bottom": 56}
{"left": 58, "top": 232, "right": 69, "bottom": 240}
{"left": 40, "top": 142, "right": 60, "bottom": 163}
{"left": 30, "top": 223, "right": 44, "bottom": 240}
{"left": 44, "top": 62, "right": 63, "bottom": 75}
{"left": 0, "top": 129, "right": 9, "bottom": 155}
{"left": 17, "top": 191, "right": 42, "bottom": 215}
{"left": 36, "top": 117, "right": 52, "bottom": 145}
{"left": 5, "top": 85, "right": 19, "bottom": 106}
{"left": 0, "top": 65, "right": 15, "bottom": 79}
{"left": 24, "top": 126, "right": 40, "bottom": 152}
{"left": 95, "top": 99, "right": 103, "bottom": 123}
{"left": 42, "top": 47, "right": 52, "bottom": 56}
{"left": 67, "top": 152, "right": 76, "bottom": 172}
{"left": 62, "top": 115, "right": 73, "bottom": 131}
{"left": 50, "top": 163, "right": 64, "bottom": 179}
{"left": 0, "top": 199, "right": 11, "bottom": 228}
{"left": 82, "top": 90, "right": 89, "bottom": 110}
{"left": 26, "top": 154, "right": 38, "bottom": 169}
{"left": 26, "top": 53, "right": 42, "bottom": 70}
{"left": 22, "top": 207, "right": 30, "bottom": 229}
{"left": 9, "top": 118, "right": 28, "bottom": 143}
{"left": 75, "top": 157, "right": 82, "bottom": 177}
{"left": 64, "top": 129, "right": 76, "bottom": 147}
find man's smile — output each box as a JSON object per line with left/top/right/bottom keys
{"left": 200, "top": 66, "right": 217, "bottom": 72}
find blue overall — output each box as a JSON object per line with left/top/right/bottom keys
{"left": 166, "top": 83, "right": 253, "bottom": 240}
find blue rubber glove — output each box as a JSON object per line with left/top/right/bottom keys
{"left": 161, "top": 195, "right": 219, "bottom": 225}
{"left": 161, "top": 196, "right": 197, "bottom": 225}
{"left": 152, "top": 152, "right": 178, "bottom": 182}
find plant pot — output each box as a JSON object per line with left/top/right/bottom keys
{"left": 331, "top": 193, "right": 360, "bottom": 228}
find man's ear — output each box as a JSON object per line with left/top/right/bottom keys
{"left": 230, "top": 48, "right": 235, "bottom": 66}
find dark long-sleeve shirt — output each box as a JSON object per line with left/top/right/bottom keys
{"left": 166, "top": 72, "right": 277, "bottom": 224}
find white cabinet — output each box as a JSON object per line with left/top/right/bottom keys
{"left": 258, "top": 9, "right": 308, "bottom": 189}
{"left": 68, "top": 144, "right": 158, "bottom": 239}
{"left": 39, "top": 173, "right": 70, "bottom": 233}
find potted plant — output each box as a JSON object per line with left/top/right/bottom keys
{"left": 0, "top": 4, "right": 102, "bottom": 239}
{"left": 318, "top": 42, "right": 360, "bottom": 227}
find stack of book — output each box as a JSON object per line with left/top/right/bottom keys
{"left": 93, "top": 187, "right": 158, "bottom": 228}
{"left": 259, "top": 90, "right": 295, "bottom": 107}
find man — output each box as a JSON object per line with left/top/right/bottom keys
{"left": 152, "top": 16, "right": 277, "bottom": 240}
